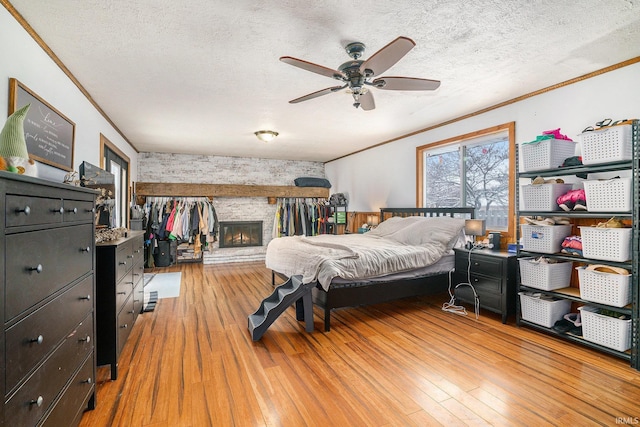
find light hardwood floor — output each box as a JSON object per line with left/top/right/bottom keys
{"left": 79, "top": 261, "right": 640, "bottom": 426}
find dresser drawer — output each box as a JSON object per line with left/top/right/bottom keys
{"left": 41, "top": 352, "right": 95, "bottom": 427}
{"left": 115, "top": 275, "right": 134, "bottom": 312}
{"left": 5, "top": 275, "right": 94, "bottom": 392}
{"left": 456, "top": 252, "right": 503, "bottom": 277}
{"left": 5, "top": 224, "right": 94, "bottom": 320}
{"left": 4, "top": 316, "right": 94, "bottom": 427}
{"left": 467, "top": 273, "right": 502, "bottom": 294}
{"left": 5, "top": 195, "right": 64, "bottom": 227}
{"left": 133, "top": 281, "right": 145, "bottom": 322}
{"left": 453, "top": 271, "right": 502, "bottom": 295}
{"left": 63, "top": 199, "right": 95, "bottom": 223}
{"left": 117, "top": 296, "right": 136, "bottom": 356}
{"left": 115, "top": 240, "right": 133, "bottom": 282}
{"left": 132, "top": 237, "right": 144, "bottom": 266}
{"left": 132, "top": 257, "right": 144, "bottom": 287}
{"left": 456, "top": 284, "right": 503, "bottom": 312}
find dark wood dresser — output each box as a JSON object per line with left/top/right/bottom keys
{"left": 453, "top": 247, "right": 517, "bottom": 324}
{"left": 95, "top": 230, "right": 145, "bottom": 380}
{"left": 1, "top": 171, "right": 97, "bottom": 427}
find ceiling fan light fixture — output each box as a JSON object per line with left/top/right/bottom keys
{"left": 254, "top": 130, "right": 279, "bottom": 143}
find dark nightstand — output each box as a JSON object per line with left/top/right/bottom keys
{"left": 452, "top": 247, "right": 517, "bottom": 324}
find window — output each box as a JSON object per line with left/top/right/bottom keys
{"left": 101, "top": 134, "right": 130, "bottom": 228}
{"left": 417, "top": 122, "right": 516, "bottom": 237}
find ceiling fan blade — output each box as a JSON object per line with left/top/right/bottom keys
{"left": 280, "top": 56, "right": 344, "bottom": 80}
{"left": 373, "top": 76, "right": 441, "bottom": 91}
{"left": 359, "top": 90, "right": 375, "bottom": 111}
{"left": 289, "top": 85, "right": 344, "bottom": 104}
{"left": 359, "top": 36, "right": 416, "bottom": 77}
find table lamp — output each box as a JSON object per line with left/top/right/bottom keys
{"left": 464, "top": 219, "right": 486, "bottom": 249}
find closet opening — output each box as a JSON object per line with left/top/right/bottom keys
{"left": 219, "top": 221, "right": 263, "bottom": 248}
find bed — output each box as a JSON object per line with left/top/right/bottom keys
{"left": 267, "top": 207, "right": 475, "bottom": 331}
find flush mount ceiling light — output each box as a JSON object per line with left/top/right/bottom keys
{"left": 254, "top": 130, "right": 279, "bottom": 142}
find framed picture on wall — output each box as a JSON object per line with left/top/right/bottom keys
{"left": 8, "top": 78, "right": 76, "bottom": 171}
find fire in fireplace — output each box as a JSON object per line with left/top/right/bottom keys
{"left": 219, "top": 221, "right": 263, "bottom": 248}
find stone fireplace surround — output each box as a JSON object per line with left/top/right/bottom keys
{"left": 137, "top": 152, "right": 326, "bottom": 264}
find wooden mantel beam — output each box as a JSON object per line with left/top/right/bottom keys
{"left": 134, "top": 182, "right": 330, "bottom": 200}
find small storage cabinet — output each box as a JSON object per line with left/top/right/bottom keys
{"left": 95, "top": 230, "right": 145, "bottom": 380}
{"left": 515, "top": 120, "right": 639, "bottom": 369}
{"left": 1, "top": 171, "right": 97, "bottom": 426}
{"left": 453, "top": 248, "right": 517, "bottom": 324}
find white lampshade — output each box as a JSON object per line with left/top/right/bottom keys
{"left": 464, "top": 219, "right": 486, "bottom": 236}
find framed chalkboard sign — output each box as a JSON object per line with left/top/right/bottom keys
{"left": 8, "top": 78, "right": 75, "bottom": 171}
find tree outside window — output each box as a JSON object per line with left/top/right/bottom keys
{"left": 418, "top": 123, "right": 515, "bottom": 235}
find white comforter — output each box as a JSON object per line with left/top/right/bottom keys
{"left": 265, "top": 216, "right": 465, "bottom": 291}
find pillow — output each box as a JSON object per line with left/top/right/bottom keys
{"left": 383, "top": 217, "right": 465, "bottom": 250}
{"left": 368, "top": 216, "right": 423, "bottom": 237}
{"left": 294, "top": 177, "right": 331, "bottom": 188}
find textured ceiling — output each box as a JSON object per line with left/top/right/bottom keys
{"left": 7, "top": 0, "right": 640, "bottom": 162}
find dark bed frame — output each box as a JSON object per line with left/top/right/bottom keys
{"left": 273, "top": 207, "right": 475, "bottom": 331}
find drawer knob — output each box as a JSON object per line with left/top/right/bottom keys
{"left": 134, "top": 249, "right": 141, "bottom": 253}
{"left": 83, "top": 377, "right": 93, "bottom": 384}
{"left": 79, "top": 335, "right": 91, "bottom": 343}
{"left": 473, "top": 262, "right": 480, "bottom": 266}
{"left": 120, "top": 324, "right": 128, "bottom": 329}
{"left": 127, "top": 255, "right": 134, "bottom": 258}
{"left": 16, "top": 205, "right": 31, "bottom": 215}
{"left": 52, "top": 207, "right": 64, "bottom": 214}
{"left": 66, "top": 207, "right": 78, "bottom": 214}
{"left": 81, "top": 246, "right": 91, "bottom": 253}
{"left": 133, "top": 273, "right": 140, "bottom": 277}
{"left": 119, "top": 261, "right": 127, "bottom": 265}
{"left": 30, "top": 396, "right": 44, "bottom": 407}
{"left": 128, "top": 310, "right": 135, "bottom": 314}
{"left": 30, "top": 335, "right": 44, "bottom": 345}
{"left": 85, "top": 207, "right": 96, "bottom": 213}
{"left": 29, "top": 264, "right": 43, "bottom": 274}
{"left": 80, "top": 294, "right": 91, "bottom": 301}
{"left": 473, "top": 278, "right": 479, "bottom": 282}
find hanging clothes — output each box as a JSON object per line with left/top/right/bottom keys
{"left": 272, "top": 197, "right": 328, "bottom": 237}
{"left": 143, "top": 196, "right": 218, "bottom": 263}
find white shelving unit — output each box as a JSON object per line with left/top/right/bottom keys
{"left": 515, "top": 120, "right": 639, "bottom": 369}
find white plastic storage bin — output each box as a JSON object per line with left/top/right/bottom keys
{"left": 582, "top": 177, "right": 632, "bottom": 212}
{"left": 521, "top": 224, "right": 572, "bottom": 254}
{"left": 579, "top": 226, "right": 632, "bottom": 262}
{"left": 521, "top": 183, "right": 573, "bottom": 211}
{"left": 578, "top": 306, "right": 631, "bottom": 352}
{"left": 519, "top": 258, "right": 573, "bottom": 291}
{"left": 577, "top": 266, "right": 632, "bottom": 307}
{"left": 519, "top": 292, "right": 571, "bottom": 328}
{"left": 519, "top": 138, "right": 576, "bottom": 172}
{"left": 581, "top": 124, "right": 632, "bottom": 165}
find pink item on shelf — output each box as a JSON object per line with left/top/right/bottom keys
{"left": 542, "top": 128, "right": 573, "bottom": 141}
{"left": 557, "top": 189, "right": 587, "bottom": 211}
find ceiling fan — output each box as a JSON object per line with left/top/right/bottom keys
{"left": 280, "top": 36, "right": 440, "bottom": 110}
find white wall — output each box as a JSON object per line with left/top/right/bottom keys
{"left": 0, "top": 7, "right": 138, "bottom": 182}
{"left": 326, "top": 62, "right": 640, "bottom": 212}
